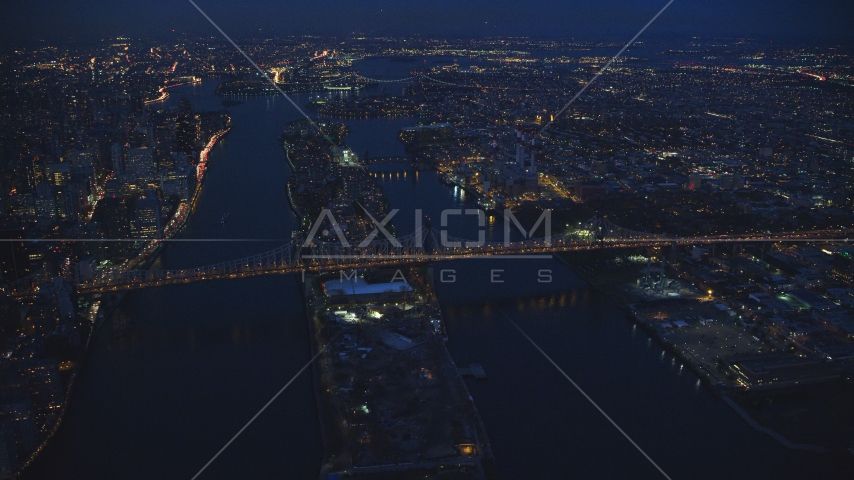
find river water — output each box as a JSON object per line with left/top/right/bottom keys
{"left": 23, "top": 70, "right": 848, "bottom": 479}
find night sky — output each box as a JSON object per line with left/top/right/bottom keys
{"left": 3, "top": 0, "right": 853, "bottom": 44}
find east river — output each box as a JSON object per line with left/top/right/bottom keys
{"left": 22, "top": 62, "right": 848, "bottom": 479}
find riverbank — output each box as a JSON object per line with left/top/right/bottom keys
{"left": 18, "top": 77, "right": 322, "bottom": 480}
{"left": 15, "top": 122, "right": 232, "bottom": 478}
{"left": 116, "top": 124, "right": 230, "bottom": 275}
{"left": 552, "top": 251, "right": 835, "bottom": 455}
{"left": 282, "top": 145, "right": 304, "bottom": 221}
{"left": 143, "top": 77, "right": 202, "bottom": 105}
{"left": 13, "top": 290, "right": 127, "bottom": 478}
{"left": 720, "top": 395, "right": 828, "bottom": 453}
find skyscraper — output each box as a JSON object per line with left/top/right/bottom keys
{"left": 175, "top": 98, "right": 199, "bottom": 158}
{"left": 126, "top": 147, "right": 157, "bottom": 185}
{"left": 135, "top": 192, "right": 162, "bottom": 239}
{"left": 111, "top": 142, "right": 124, "bottom": 178}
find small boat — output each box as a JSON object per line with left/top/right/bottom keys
{"left": 221, "top": 212, "right": 230, "bottom": 224}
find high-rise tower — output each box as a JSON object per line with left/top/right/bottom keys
{"left": 111, "top": 142, "right": 123, "bottom": 178}
{"left": 513, "top": 126, "right": 537, "bottom": 175}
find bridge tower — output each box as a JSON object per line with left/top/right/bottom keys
{"left": 421, "top": 214, "right": 438, "bottom": 255}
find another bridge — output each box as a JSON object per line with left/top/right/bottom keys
{"left": 363, "top": 156, "right": 413, "bottom": 165}
{"left": 5, "top": 217, "right": 851, "bottom": 298}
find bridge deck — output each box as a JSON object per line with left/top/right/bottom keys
{"left": 5, "top": 217, "right": 850, "bottom": 299}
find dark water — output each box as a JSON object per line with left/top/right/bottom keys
{"left": 437, "top": 259, "right": 848, "bottom": 479}
{"left": 23, "top": 81, "right": 321, "bottom": 480}
{"left": 23, "top": 75, "right": 849, "bottom": 479}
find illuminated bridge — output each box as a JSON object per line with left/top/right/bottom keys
{"left": 5, "top": 217, "right": 851, "bottom": 298}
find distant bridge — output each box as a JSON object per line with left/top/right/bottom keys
{"left": 363, "top": 156, "right": 413, "bottom": 165}
{"left": 4, "top": 217, "right": 851, "bottom": 298}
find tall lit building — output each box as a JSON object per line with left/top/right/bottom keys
{"left": 43, "top": 162, "right": 71, "bottom": 186}
{"left": 126, "top": 147, "right": 157, "bottom": 185}
{"left": 175, "top": 98, "right": 199, "bottom": 158}
{"left": 111, "top": 142, "right": 124, "bottom": 179}
{"left": 33, "top": 183, "right": 60, "bottom": 222}
{"left": 135, "top": 192, "right": 162, "bottom": 239}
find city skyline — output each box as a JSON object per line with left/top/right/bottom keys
{"left": 1, "top": 3, "right": 853, "bottom": 478}
{"left": 2, "top": 0, "right": 854, "bottom": 45}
